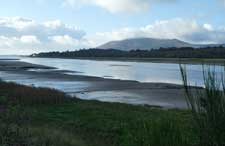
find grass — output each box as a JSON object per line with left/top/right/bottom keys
{"left": 2, "top": 66, "right": 225, "bottom": 146}
{"left": 119, "top": 113, "right": 191, "bottom": 146}
{"left": 0, "top": 81, "right": 71, "bottom": 105}
{"left": 180, "top": 65, "right": 225, "bottom": 146}
{"left": 29, "top": 101, "right": 195, "bottom": 146}
{"left": 1, "top": 64, "right": 224, "bottom": 146}
{"left": 30, "top": 101, "right": 195, "bottom": 146}
{"left": 3, "top": 68, "right": 225, "bottom": 146}
{"left": 0, "top": 80, "right": 197, "bottom": 146}
{"left": 0, "top": 104, "right": 86, "bottom": 146}
{"left": 0, "top": 81, "right": 86, "bottom": 146}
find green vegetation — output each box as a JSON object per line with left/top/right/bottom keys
{"left": 180, "top": 65, "right": 225, "bottom": 146}
{"left": 0, "top": 80, "right": 196, "bottom": 146}
{"left": 0, "top": 81, "right": 70, "bottom": 105}
{"left": 32, "top": 46, "right": 225, "bottom": 60}
{"left": 1, "top": 65, "right": 225, "bottom": 146}
{"left": 31, "top": 47, "right": 225, "bottom": 65}
{"left": 0, "top": 104, "right": 86, "bottom": 146}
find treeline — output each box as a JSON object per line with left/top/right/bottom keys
{"left": 32, "top": 46, "right": 225, "bottom": 59}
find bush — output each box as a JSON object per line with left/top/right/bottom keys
{"left": 0, "top": 96, "right": 7, "bottom": 105}
{"left": 0, "top": 105, "right": 85, "bottom": 146}
{"left": 120, "top": 114, "right": 189, "bottom": 146}
{"left": 180, "top": 65, "right": 225, "bottom": 146}
{"left": 0, "top": 81, "right": 71, "bottom": 105}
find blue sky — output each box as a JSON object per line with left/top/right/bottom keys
{"left": 0, "top": 0, "right": 225, "bottom": 54}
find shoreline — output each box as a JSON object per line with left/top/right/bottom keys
{"left": 0, "top": 78, "right": 194, "bottom": 146}
{"left": 0, "top": 60, "right": 188, "bottom": 109}
{"left": 30, "top": 56, "right": 225, "bottom": 66}
{"left": 0, "top": 60, "right": 56, "bottom": 71}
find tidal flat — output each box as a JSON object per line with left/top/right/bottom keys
{"left": 0, "top": 59, "right": 188, "bottom": 109}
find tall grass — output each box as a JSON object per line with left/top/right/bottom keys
{"left": 120, "top": 113, "right": 191, "bottom": 146}
{"left": 0, "top": 104, "right": 86, "bottom": 146}
{"left": 0, "top": 105, "right": 31, "bottom": 146}
{"left": 0, "top": 81, "right": 71, "bottom": 105}
{"left": 0, "top": 79, "right": 86, "bottom": 146}
{"left": 180, "top": 65, "right": 225, "bottom": 146}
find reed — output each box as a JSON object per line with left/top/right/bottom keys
{"left": 119, "top": 111, "right": 192, "bottom": 146}
{"left": 0, "top": 81, "right": 71, "bottom": 105}
{"left": 180, "top": 65, "right": 225, "bottom": 146}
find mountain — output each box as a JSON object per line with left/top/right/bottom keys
{"left": 97, "top": 38, "right": 224, "bottom": 51}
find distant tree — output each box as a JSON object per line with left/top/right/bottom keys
{"left": 31, "top": 46, "right": 225, "bottom": 59}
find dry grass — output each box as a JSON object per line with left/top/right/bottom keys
{"left": 0, "top": 80, "right": 71, "bottom": 105}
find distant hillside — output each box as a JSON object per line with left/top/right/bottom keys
{"left": 97, "top": 38, "right": 223, "bottom": 51}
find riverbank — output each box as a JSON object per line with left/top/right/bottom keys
{"left": 32, "top": 56, "right": 225, "bottom": 66}
{"left": 0, "top": 60, "right": 55, "bottom": 71}
{"left": 0, "top": 80, "right": 195, "bottom": 146}
{"left": 0, "top": 60, "right": 188, "bottom": 109}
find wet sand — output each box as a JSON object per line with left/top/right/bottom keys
{"left": 0, "top": 60, "right": 188, "bottom": 109}
{"left": 0, "top": 60, "right": 56, "bottom": 71}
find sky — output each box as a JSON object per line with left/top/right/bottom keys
{"left": 0, "top": 0, "right": 225, "bottom": 54}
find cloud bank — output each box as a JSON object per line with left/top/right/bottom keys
{"left": 90, "top": 18, "right": 225, "bottom": 46}
{"left": 0, "top": 17, "right": 89, "bottom": 54}
{"left": 0, "top": 17, "right": 225, "bottom": 54}
{"left": 62, "top": 0, "right": 176, "bottom": 13}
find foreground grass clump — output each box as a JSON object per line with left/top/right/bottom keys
{"left": 0, "top": 104, "right": 86, "bottom": 146}
{"left": 120, "top": 114, "right": 190, "bottom": 146}
{"left": 0, "top": 80, "right": 195, "bottom": 146}
{"left": 0, "top": 80, "right": 71, "bottom": 105}
{"left": 31, "top": 101, "right": 195, "bottom": 146}
{"left": 180, "top": 65, "right": 225, "bottom": 146}
{"left": 0, "top": 80, "right": 85, "bottom": 146}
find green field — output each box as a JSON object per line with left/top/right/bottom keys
{"left": 0, "top": 81, "right": 197, "bottom": 146}
{"left": 1, "top": 71, "right": 225, "bottom": 146}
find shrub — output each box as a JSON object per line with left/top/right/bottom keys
{"left": 180, "top": 65, "right": 225, "bottom": 146}
{"left": 0, "top": 81, "right": 71, "bottom": 105}
{"left": 0, "top": 96, "right": 7, "bottom": 105}
{"left": 0, "top": 105, "right": 85, "bottom": 146}
{"left": 120, "top": 114, "right": 189, "bottom": 146}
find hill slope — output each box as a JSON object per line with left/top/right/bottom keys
{"left": 97, "top": 38, "right": 222, "bottom": 51}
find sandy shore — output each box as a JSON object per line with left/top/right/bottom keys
{"left": 0, "top": 60, "right": 188, "bottom": 109}
{"left": 0, "top": 60, "right": 56, "bottom": 71}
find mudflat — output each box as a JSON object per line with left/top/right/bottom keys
{"left": 0, "top": 60, "right": 188, "bottom": 109}
{"left": 0, "top": 60, "right": 56, "bottom": 71}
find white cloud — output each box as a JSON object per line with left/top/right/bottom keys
{"left": 20, "top": 35, "right": 41, "bottom": 44}
{"left": 50, "top": 35, "right": 78, "bottom": 45}
{"left": 0, "top": 17, "right": 35, "bottom": 29}
{"left": 62, "top": 0, "right": 81, "bottom": 8}
{"left": 62, "top": 0, "right": 176, "bottom": 13}
{"left": 89, "top": 18, "right": 225, "bottom": 46}
{"left": 43, "top": 20, "right": 63, "bottom": 28}
{"left": 0, "top": 17, "right": 85, "bottom": 40}
{"left": 0, "top": 36, "right": 39, "bottom": 54}
{"left": 1, "top": 17, "right": 225, "bottom": 55}
{"left": 203, "top": 24, "right": 213, "bottom": 31}
{"left": 92, "top": 0, "right": 150, "bottom": 13}
{"left": 0, "top": 17, "right": 90, "bottom": 54}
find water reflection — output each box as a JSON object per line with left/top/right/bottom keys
{"left": 19, "top": 57, "right": 224, "bottom": 87}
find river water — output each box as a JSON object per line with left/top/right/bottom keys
{"left": 19, "top": 57, "right": 224, "bottom": 87}
{"left": 0, "top": 56, "right": 224, "bottom": 108}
